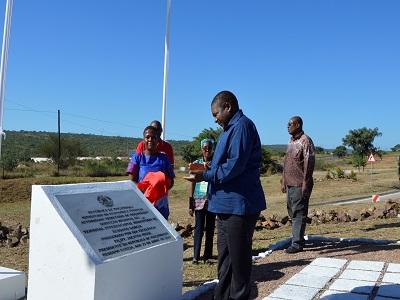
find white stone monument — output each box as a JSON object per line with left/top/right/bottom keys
{"left": 28, "top": 180, "right": 183, "bottom": 300}
{"left": 0, "top": 266, "right": 25, "bottom": 300}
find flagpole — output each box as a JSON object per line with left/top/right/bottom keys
{"left": 161, "top": 0, "right": 171, "bottom": 140}
{"left": 0, "top": 0, "right": 14, "bottom": 159}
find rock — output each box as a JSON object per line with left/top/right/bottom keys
{"left": 337, "top": 211, "right": 351, "bottom": 222}
{"left": 255, "top": 220, "right": 264, "bottom": 230}
{"left": 21, "top": 227, "right": 29, "bottom": 235}
{"left": 360, "top": 209, "right": 371, "bottom": 220}
{"left": 374, "top": 207, "right": 387, "bottom": 219}
{"left": 13, "top": 224, "right": 23, "bottom": 240}
{"left": 258, "top": 214, "right": 266, "bottom": 222}
{"left": 174, "top": 223, "right": 184, "bottom": 232}
{"left": 280, "top": 216, "right": 289, "bottom": 225}
{"left": 263, "top": 220, "right": 280, "bottom": 230}
{"left": 7, "top": 237, "right": 19, "bottom": 247}
{"left": 20, "top": 235, "right": 29, "bottom": 244}
{"left": 180, "top": 224, "right": 194, "bottom": 238}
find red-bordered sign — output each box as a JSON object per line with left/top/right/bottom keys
{"left": 368, "top": 154, "right": 375, "bottom": 162}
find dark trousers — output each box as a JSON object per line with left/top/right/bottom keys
{"left": 286, "top": 186, "right": 309, "bottom": 249}
{"left": 214, "top": 213, "right": 259, "bottom": 300}
{"left": 193, "top": 208, "right": 216, "bottom": 261}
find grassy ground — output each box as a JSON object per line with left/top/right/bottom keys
{"left": 0, "top": 153, "right": 399, "bottom": 293}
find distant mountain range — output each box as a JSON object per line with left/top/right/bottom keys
{"left": 1, "top": 130, "right": 288, "bottom": 160}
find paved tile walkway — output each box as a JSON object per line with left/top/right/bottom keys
{"left": 263, "top": 258, "right": 400, "bottom": 300}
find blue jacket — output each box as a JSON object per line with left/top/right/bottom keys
{"left": 203, "top": 110, "right": 266, "bottom": 215}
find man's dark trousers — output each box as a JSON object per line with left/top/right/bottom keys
{"left": 287, "top": 186, "right": 309, "bottom": 250}
{"left": 214, "top": 213, "right": 259, "bottom": 300}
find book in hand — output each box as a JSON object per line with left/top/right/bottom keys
{"left": 188, "top": 162, "right": 206, "bottom": 171}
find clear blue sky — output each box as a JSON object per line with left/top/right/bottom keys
{"left": 2, "top": 0, "right": 399, "bottom": 150}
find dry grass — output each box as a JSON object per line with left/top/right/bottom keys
{"left": 0, "top": 153, "right": 399, "bottom": 294}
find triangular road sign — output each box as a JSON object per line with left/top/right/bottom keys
{"left": 368, "top": 154, "right": 375, "bottom": 162}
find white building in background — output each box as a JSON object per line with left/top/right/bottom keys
{"left": 31, "top": 157, "right": 52, "bottom": 163}
{"left": 31, "top": 157, "right": 128, "bottom": 163}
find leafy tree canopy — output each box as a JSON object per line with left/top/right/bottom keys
{"left": 333, "top": 145, "right": 347, "bottom": 158}
{"left": 342, "top": 127, "right": 382, "bottom": 157}
{"left": 40, "top": 135, "right": 85, "bottom": 169}
{"left": 315, "top": 146, "right": 325, "bottom": 154}
{"left": 181, "top": 128, "right": 222, "bottom": 163}
{"left": 391, "top": 144, "right": 400, "bottom": 152}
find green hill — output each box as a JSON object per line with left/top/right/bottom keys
{"left": 1, "top": 130, "right": 286, "bottom": 161}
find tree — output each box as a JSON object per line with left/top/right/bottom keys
{"left": 40, "top": 135, "right": 85, "bottom": 169}
{"left": 260, "top": 147, "right": 274, "bottom": 175}
{"left": 315, "top": 146, "right": 325, "bottom": 154}
{"left": 352, "top": 153, "right": 367, "bottom": 171}
{"left": 391, "top": 144, "right": 400, "bottom": 152}
{"left": 333, "top": 146, "right": 347, "bottom": 158}
{"left": 342, "top": 127, "right": 382, "bottom": 157}
{"left": 181, "top": 128, "right": 222, "bottom": 163}
{"left": 1, "top": 154, "right": 18, "bottom": 171}
{"left": 181, "top": 143, "right": 197, "bottom": 164}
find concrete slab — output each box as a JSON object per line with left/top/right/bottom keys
{"left": 0, "top": 266, "right": 26, "bottom": 300}
{"left": 268, "top": 284, "right": 319, "bottom": 300}
{"left": 310, "top": 257, "right": 347, "bottom": 269}
{"left": 382, "top": 272, "right": 400, "bottom": 284}
{"left": 285, "top": 272, "right": 332, "bottom": 289}
{"left": 300, "top": 265, "right": 340, "bottom": 278}
{"left": 376, "top": 283, "right": 400, "bottom": 298}
{"left": 339, "top": 269, "right": 381, "bottom": 282}
{"left": 328, "top": 278, "right": 375, "bottom": 294}
{"left": 346, "top": 260, "right": 384, "bottom": 271}
{"left": 387, "top": 263, "right": 400, "bottom": 273}
{"left": 319, "top": 289, "right": 369, "bottom": 300}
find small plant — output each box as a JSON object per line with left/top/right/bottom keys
{"left": 335, "top": 167, "right": 345, "bottom": 178}
{"left": 325, "top": 170, "right": 334, "bottom": 179}
{"left": 347, "top": 170, "right": 357, "bottom": 181}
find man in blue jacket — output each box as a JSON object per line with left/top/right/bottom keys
{"left": 190, "top": 90, "right": 266, "bottom": 300}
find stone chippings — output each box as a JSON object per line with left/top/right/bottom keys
{"left": 263, "top": 257, "right": 400, "bottom": 300}
{"left": 0, "top": 221, "right": 29, "bottom": 248}
{"left": 253, "top": 200, "right": 400, "bottom": 232}
{"left": 175, "top": 201, "right": 400, "bottom": 243}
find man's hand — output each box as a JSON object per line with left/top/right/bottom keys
{"left": 189, "top": 209, "right": 194, "bottom": 217}
{"left": 280, "top": 177, "right": 286, "bottom": 193}
{"left": 189, "top": 170, "right": 205, "bottom": 182}
{"left": 281, "top": 185, "right": 286, "bottom": 193}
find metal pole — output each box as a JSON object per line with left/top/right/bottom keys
{"left": 0, "top": 0, "right": 14, "bottom": 159}
{"left": 161, "top": 0, "right": 171, "bottom": 140}
{"left": 58, "top": 109, "right": 61, "bottom": 174}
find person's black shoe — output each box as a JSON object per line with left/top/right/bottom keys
{"left": 285, "top": 246, "right": 303, "bottom": 254}
{"left": 192, "top": 259, "right": 199, "bottom": 265}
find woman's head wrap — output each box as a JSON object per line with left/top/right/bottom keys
{"left": 200, "top": 138, "right": 214, "bottom": 149}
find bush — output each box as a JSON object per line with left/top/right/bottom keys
{"left": 347, "top": 170, "right": 357, "bottom": 181}
{"left": 315, "top": 159, "right": 334, "bottom": 171}
{"left": 1, "top": 155, "right": 18, "bottom": 172}
{"left": 82, "top": 159, "right": 127, "bottom": 177}
{"left": 352, "top": 153, "right": 367, "bottom": 171}
{"left": 335, "top": 167, "right": 345, "bottom": 178}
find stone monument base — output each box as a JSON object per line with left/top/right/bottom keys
{"left": 0, "top": 266, "right": 25, "bottom": 300}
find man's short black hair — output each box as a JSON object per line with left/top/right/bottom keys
{"left": 291, "top": 116, "right": 303, "bottom": 128}
{"left": 211, "top": 90, "right": 239, "bottom": 111}
{"left": 150, "top": 120, "right": 162, "bottom": 129}
{"left": 143, "top": 125, "right": 158, "bottom": 137}
{"left": 150, "top": 120, "right": 163, "bottom": 136}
